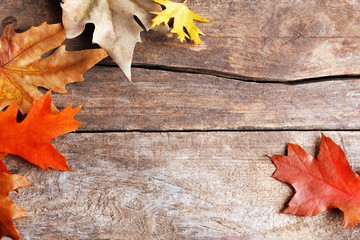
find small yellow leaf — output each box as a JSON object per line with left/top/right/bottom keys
{"left": 151, "top": 0, "right": 209, "bottom": 45}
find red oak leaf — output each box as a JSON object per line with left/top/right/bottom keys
{"left": 0, "top": 172, "right": 31, "bottom": 240}
{"left": 0, "top": 91, "right": 81, "bottom": 171}
{"left": 271, "top": 133, "right": 360, "bottom": 228}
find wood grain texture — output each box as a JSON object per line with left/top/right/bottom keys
{"left": 50, "top": 66, "right": 360, "bottom": 131}
{"left": 3, "top": 131, "right": 360, "bottom": 239}
{"left": 0, "top": 0, "right": 61, "bottom": 30}
{"left": 135, "top": 0, "right": 360, "bottom": 81}
{"left": 1, "top": 0, "right": 360, "bottom": 81}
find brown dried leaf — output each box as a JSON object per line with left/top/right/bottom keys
{"left": 0, "top": 22, "right": 107, "bottom": 113}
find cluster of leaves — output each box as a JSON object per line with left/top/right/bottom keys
{"left": 0, "top": 93, "right": 81, "bottom": 239}
{"left": 0, "top": 0, "right": 209, "bottom": 239}
{"left": 61, "top": 0, "right": 209, "bottom": 80}
{"left": 0, "top": 22, "right": 105, "bottom": 239}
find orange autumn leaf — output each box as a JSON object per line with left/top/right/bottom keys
{"left": 0, "top": 153, "right": 8, "bottom": 174}
{"left": 0, "top": 22, "right": 107, "bottom": 113}
{"left": 0, "top": 172, "right": 31, "bottom": 240}
{"left": 271, "top": 134, "right": 360, "bottom": 228}
{"left": 0, "top": 91, "right": 81, "bottom": 171}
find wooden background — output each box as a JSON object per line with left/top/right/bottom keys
{"left": 2, "top": 0, "right": 360, "bottom": 239}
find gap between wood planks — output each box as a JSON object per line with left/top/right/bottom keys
{"left": 98, "top": 62, "right": 360, "bottom": 85}
{"left": 76, "top": 129, "right": 360, "bottom": 134}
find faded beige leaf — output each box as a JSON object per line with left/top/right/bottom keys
{"left": 61, "top": 0, "right": 165, "bottom": 80}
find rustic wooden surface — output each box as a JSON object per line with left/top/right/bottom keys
{"left": 56, "top": 67, "right": 360, "bottom": 131}
{"left": 5, "top": 132, "right": 360, "bottom": 240}
{"left": 3, "top": 0, "right": 360, "bottom": 81}
{"left": 2, "top": 0, "right": 360, "bottom": 239}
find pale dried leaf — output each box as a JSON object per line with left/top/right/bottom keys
{"left": 61, "top": 0, "right": 165, "bottom": 80}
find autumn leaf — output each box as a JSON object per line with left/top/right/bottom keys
{"left": 0, "top": 172, "right": 31, "bottom": 240}
{"left": 0, "top": 91, "right": 81, "bottom": 171}
{"left": 61, "top": 0, "right": 165, "bottom": 80}
{"left": 0, "top": 153, "right": 9, "bottom": 174}
{"left": 151, "top": 0, "right": 209, "bottom": 45}
{"left": 0, "top": 22, "right": 107, "bottom": 113}
{"left": 270, "top": 133, "right": 360, "bottom": 228}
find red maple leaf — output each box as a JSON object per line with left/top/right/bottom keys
{"left": 0, "top": 91, "right": 81, "bottom": 172}
{"left": 271, "top": 133, "right": 360, "bottom": 228}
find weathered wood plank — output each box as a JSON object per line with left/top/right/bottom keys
{"left": 0, "top": 0, "right": 61, "bottom": 30}
{"left": 137, "top": 0, "right": 360, "bottom": 81}
{"left": 4, "top": 131, "right": 360, "bottom": 239}
{"left": 50, "top": 66, "right": 360, "bottom": 131}
{"left": 1, "top": 1, "right": 360, "bottom": 81}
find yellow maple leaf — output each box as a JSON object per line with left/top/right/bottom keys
{"left": 151, "top": 0, "right": 209, "bottom": 45}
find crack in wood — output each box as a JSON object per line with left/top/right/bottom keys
{"left": 96, "top": 62, "right": 360, "bottom": 86}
